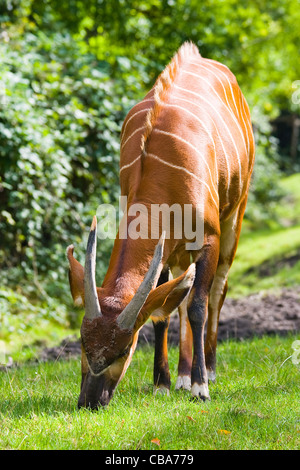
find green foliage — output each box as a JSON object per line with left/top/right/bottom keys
{"left": 0, "top": 286, "right": 72, "bottom": 353}
{"left": 0, "top": 20, "right": 139, "bottom": 299}
{"left": 246, "top": 112, "right": 285, "bottom": 224}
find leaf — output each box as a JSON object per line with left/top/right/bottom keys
{"left": 1, "top": 211, "right": 15, "bottom": 225}
{"left": 186, "top": 415, "right": 196, "bottom": 422}
{"left": 218, "top": 429, "right": 231, "bottom": 435}
{"left": 151, "top": 438, "right": 160, "bottom": 446}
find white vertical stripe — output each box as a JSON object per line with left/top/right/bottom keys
{"left": 196, "top": 58, "right": 253, "bottom": 162}
{"left": 182, "top": 69, "right": 247, "bottom": 157}
{"left": 189, "top": 62, "right": 236, "bottom": 116}
{"left": 174, "top": 84, "right": 242, "bottom": 193}
{"left": 120, "top": 97, "right": 154, "bottom": 141}
{"left": 241, "top": 94, "right": 253, "bottom": 150}
{"left": 120, "top": 153, "right": 142, "bottom": 172}
{"left": 238, "top": 92, "right": 250, "bottom": 156}
{"left": 119, "top": 151, "right": 219, "bottom": 210}
{"left": 153, "top": 128, "right": 219, "bottom": 202}
{"left": 121, "top": 108, "right": 151, "bottom": 144}
{"left": 163, "top": 103, "right": 218, "bottom": 187}
{"left": 121, "top": 126, "right": 145, "bottom": 150}
{"left": 205, "top": 61, "right": 240, "bottom": 117}
{"left": 171, "top": 96, "right": 231, "bottom": 197}
{"left": 147, "top": 153, "right": 218, "bottom": 209}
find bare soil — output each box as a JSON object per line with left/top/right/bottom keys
{"left": 39, "top": 287, "right": 300, "bottom": 362}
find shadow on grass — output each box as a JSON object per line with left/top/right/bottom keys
{"left": 0, "top": 395, "right": 80, "bottom": 418}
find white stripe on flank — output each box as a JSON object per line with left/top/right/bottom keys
{"left": 213, "top": 122, "right": 231, "bottom": 197}
{"left": 121, "top": 126, "right": 145, "bottom": 150}
{"left": 120, "top": 96, "right": 233, "bottom": 201}
{"left": 147, "top": 153, "right": 218, "bottom": 209}
{"left": 174, "top": 84, "right": 242, "bottom": 192}
{"left": 238, "top": 92, "right": 250, "bottom": 155}
{"left": 204, "top": 59, "right": 252, "bottom": 159}
{"left": 182, "top": 69, "right": 247, "bottom": 156}
{"left": 121, "top": 108, "right": 151, "bottom": 144}
{"left": 241, "top": 94, "right": 254, "bottom": 155}
{"left": 119, "top": 151, "right": 219, "bottom": 210}
{"left": 204, "top": 61, "right": 240, "bottom": 117}
{"left": 163, "top": 103, "right": 218, "bottom": 186}
{"left": 120, "top": 97, "right": 154, "bottom": 141}
{"left": 195, "top": 59, "right": 251, "bottom": 161}
{"left": 153, "top": 128, "right": 219, "bottom": 202}
{"left": 240, "top": 94, "right": 251, "bottom": 131}
{"left": 120, "top": 153, "right": 142, "bottom": 172}
{"left": 172, "top": 96, "right": 231, "bottom": 197}
{"left": 189, "top": 63, "right": 235, "bottom": 115}
{"left": 205, "top": 58, "right": 231, "bottom": 74}
{"left": 240, "top": 95, "right": 255, "bottom": 174}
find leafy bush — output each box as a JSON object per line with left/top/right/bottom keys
{"left": 245, "top": 111, "right": 286, "bottom": 225}
{"left": 0, "top": 26, "right": 141, "bottom": 303}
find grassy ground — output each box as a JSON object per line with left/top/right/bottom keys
{"left": 229, "top": 224, "right": 300, "bottom": 297}
{"left": 0, "top": 174, "right": 300, "bottom": 450}
{"left": 0, "top": 335, "right": 299, "bottom": 450}
{"left": 228, "top": 173, "right": 300, "bottom": 297}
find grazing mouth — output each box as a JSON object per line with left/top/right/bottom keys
{"left": 78, "top": 371, "right": 116, "bottom": 409}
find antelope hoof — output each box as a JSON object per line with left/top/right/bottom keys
{"left": 207, "top": 370, "right": 216, "bottom": 383}
{"left": 175, "top": 375, "right": 191, "bottom": 391}
{"left": 153, "top": 385, "right": 170, "bottom": 396}
{"left": 191, "top": 383, "right": 211, "bottom": 402}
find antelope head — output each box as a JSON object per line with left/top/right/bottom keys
{"left": 67, "top": 216, "right": 195, "bottom": 409}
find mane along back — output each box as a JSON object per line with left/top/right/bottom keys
{"left": 141, "top": 42, "right": 201, "bottom": 155}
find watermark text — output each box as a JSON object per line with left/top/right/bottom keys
{"left": 96, "top": 196, "right": 204, "bottom": 250}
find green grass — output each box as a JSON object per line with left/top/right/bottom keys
{"left": 0, "top": 335, "right": 299, "bottom": 450}
{"left": 228, "top": 173, "right": 300, "bottom": 297}
{"left": 229, "top": 224, "right": 300, "bottom": 297}
{"left": 0, "top": 286, "right": 79, "bottom": 362}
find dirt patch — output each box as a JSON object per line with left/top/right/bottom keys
{"left": 38, "top": 287, "right": 300, "bottom": 362}
{"left": 139, "top": 287, "right": 300, "bottom": 345}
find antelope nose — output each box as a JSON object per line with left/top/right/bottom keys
{"left": 77, "top": 391, "right": 111, "bottom": 410}
{"left": 77, "top": 372, "right": 112, "bottom": 409}
{"left": 77, "top": 371, "right": 102, "bottom": 410}
{"left": 77, "top": 393, "right": 100, "bottom": 410}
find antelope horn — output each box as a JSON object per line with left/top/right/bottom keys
{"left": 84, "top": 215, "right": 102, "bottom": 319}
{"left": 117, "top": 231, "right": 166, "bottom": 330}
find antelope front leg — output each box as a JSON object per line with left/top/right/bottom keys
{"left": 188, "top": 239, "right": 219, "bottom": 401}
{"left": 152, "top": 268, "right": 171, "bottom": 395}
{"left": 153, "top": 317, "right": 171, "bottom": 394}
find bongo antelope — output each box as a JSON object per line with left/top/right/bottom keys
{"left": 67, "top": 42, "right": 255, "bottom": 409}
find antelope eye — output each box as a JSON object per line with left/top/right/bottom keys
{"left": 119, "top": 346, "right": 130, "bottom": 358}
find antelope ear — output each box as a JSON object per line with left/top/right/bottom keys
{"left": 67, "top": 245, "right": 84, "bottom": 307}
{"left": 137, "top": 264, "right": 195, "bottom": 327}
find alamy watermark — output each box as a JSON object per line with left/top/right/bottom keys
{"left": 95, "top": 196, "right": 204, "bottom": 250}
